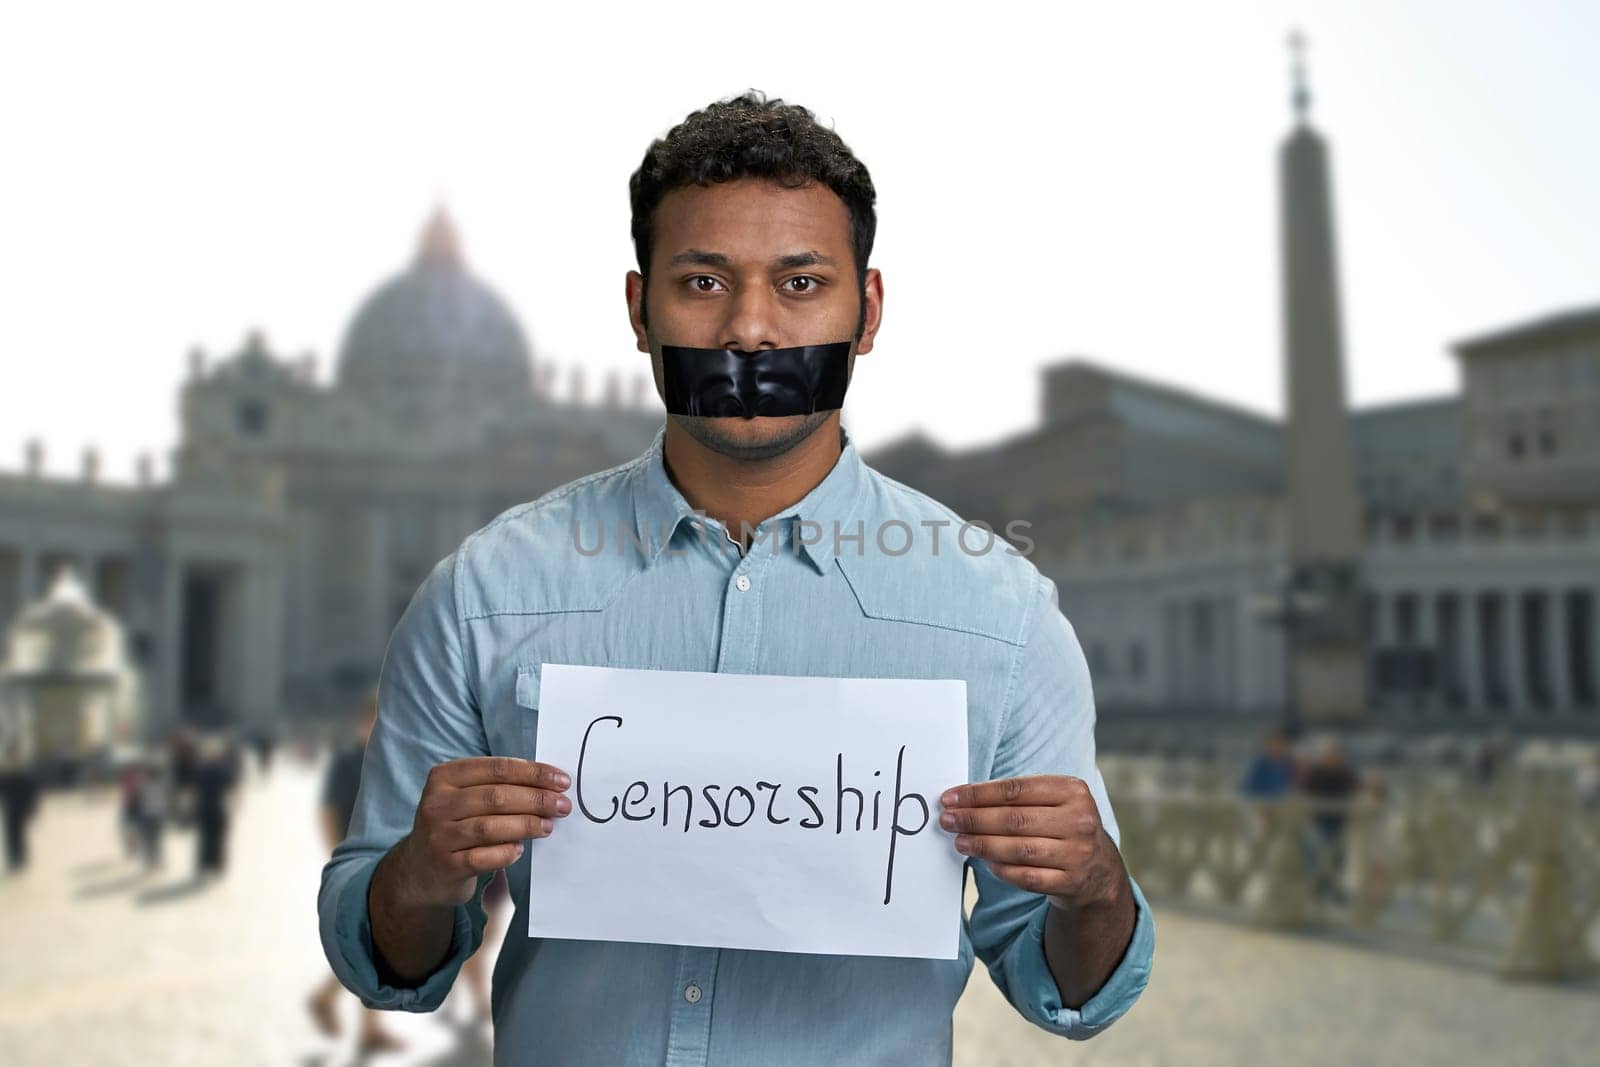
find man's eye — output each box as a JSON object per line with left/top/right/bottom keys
{"left": 688, "top": 275, "right": 725, "bottom": 293}
{"left": 783, "top": 276, "right": 821, "bottom": 293}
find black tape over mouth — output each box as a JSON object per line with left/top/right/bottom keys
{"left": 661, "top": 342, "right": 852, "bottom": 419}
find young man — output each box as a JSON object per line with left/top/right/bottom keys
{"left": 319, "top": 92, "right": 1154, "bottom": 1064}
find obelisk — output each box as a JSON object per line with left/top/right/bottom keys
{"left": 1280, "top": 33, "right": 1367, "bottom": 722}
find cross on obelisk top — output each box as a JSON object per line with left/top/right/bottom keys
{"left": 1289, "top": 29, "right": 1311, "bottom": 123}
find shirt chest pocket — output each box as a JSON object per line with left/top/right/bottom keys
{"left": 512, "top": 662, "right": 542, "bottom": 759}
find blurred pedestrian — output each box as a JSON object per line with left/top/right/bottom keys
{"left": 308, "top": 692, "right": 403, "bottom": 1053}
{"left": 0, "top": 748, "right": 41, "bottom": 873}
{"left": 1575, "top": 746, "right": 1600, "bottom": 811}
{"left": 170, "top": 728, "right": 198, "bottom": 827}
{"left": 249, "top": 726, "right": 276, "bottom": 776}
{"left": 191, "top": 733, "right": 240, "bottom": 879}
{"left": 1241, "top": 728, "right": 1298, "bottom": 799}
{"left": 118, "top": 756, "right": 145, "bottom": 859}
{"left": 1346, "top": 769, "right": 1394, "bottom": 904}
{"left": 1471, "top": 732, "right": 1512, "bottom": 787}
{"left": 1301, "top": 738, "right": 1358, "bottom": 903}
{"left": 134, "top": 751, "right": 171, "bottom": 870}
{"left": 0, "top": 718, "right": 41, "bottom": 873}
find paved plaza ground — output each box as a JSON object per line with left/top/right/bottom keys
{"left": 1, "top": 754, "right": 1594, "bottom": 1066}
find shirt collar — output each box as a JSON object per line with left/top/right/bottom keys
{"left": 630, "top": 422, "right": 867, "bottom": 575}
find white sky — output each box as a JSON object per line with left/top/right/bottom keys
{"left": 2, "top": 1, "right": 1597, "bottom": 483}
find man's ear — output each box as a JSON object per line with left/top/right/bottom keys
{"left": 625, "top": 271, "right": 649, "bottom": 353}
{"left": 855, "top": 268, "right": 884, "bottom": 356}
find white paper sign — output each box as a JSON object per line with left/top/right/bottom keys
{"left": 527, "top": 663, "right": 969, "bottom": 959}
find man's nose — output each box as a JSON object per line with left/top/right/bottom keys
{"left": 720, "top": 285, "right": 782, "bottom": 351}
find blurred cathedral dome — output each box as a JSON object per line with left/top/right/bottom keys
{"left": 336, "top": 207, "right": 533, "bottom": 426}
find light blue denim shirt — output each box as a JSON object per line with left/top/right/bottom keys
{"left": 318, "top": 424, "right": 1154, "bottom": 1066}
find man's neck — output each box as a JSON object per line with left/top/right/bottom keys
{"left": 661, "top": 417, "right": 844, "bottom": 549}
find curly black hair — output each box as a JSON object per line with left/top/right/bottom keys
{"left": 629, "top": 91, "right": 877, "bottom": 334}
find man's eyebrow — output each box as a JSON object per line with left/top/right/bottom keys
{"left": 664, "top": 249, "right": 839, "bottom": 270}
{"left": 772, "top": 250, "right": 838, "bottom": 270}
{"left": 666, "top": 249, "right": 731, "bottom": 268}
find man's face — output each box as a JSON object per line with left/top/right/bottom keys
{"left": 627, "top": 178, "right": 883, "bottom": 461}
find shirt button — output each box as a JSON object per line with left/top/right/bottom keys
{"left": 684, "top": 983, "right": 703, "bottom": 1004}
{"left": 734, "top": 574, "right": 751, "bottom": 592}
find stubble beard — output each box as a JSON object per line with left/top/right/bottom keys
{"left": 669, "top": 410, "right": 835, "bottom": 462}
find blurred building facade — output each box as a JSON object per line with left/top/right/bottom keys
{"left": 1, "top": 67, "right": 1596, "bottom": 747}
{"left": 0, "top": 210, "right": 659, "bottom": 732}
{"left": 868, "top": 69, "right": 1600, "bottom": 744}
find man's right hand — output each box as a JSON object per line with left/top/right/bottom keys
{"left": 387, "top": 756, "right": 573, "bottom": 909}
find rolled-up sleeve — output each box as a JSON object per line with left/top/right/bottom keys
{"left": 967, "top": 573, "right": 1156, "bottom": 1039}
{"left": 316, "top": 548, "right": 493, "bottom": 1012}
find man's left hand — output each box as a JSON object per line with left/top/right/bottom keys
{"left": 939, "top": 775, "right": 1127, "bottom": 912}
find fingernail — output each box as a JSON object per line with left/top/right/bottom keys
{"left": 940, "top": 811, "right": 957, "bottom": 830}
{"left": 953, "top": 835, "right": 970, "bottom": 852}
{"left": 941, "top": 791, "right": 958, "bottom": 807}
{"left": 555, "top": 772, "right": 572, "bottom": 789}
{"left": 555, "top": 795, "right": 572, "bottom": 815}
{"left": 539, "top": 818, "right": 552, "bottom": 835}
{"left": 514, "top": 843, "right": 526, "bottom": 859}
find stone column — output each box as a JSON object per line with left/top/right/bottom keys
{"left": 1459, "top": 589, "right": 1485, "bottom": 713}
{"left": 1164, "top": 599, "right": 1185, "bottom": 710}
{"left": 1219, "top": 592, "right": 1240, "bottom": 710}
{"left": 1417, "top": 588, "right": 1439, "bottom": 715}
{"left": 366, "top": 508, "right": 391, "bottom": 671}
{"left": 242, "top": 555, "right": 285, "bottom": 731}
{"left": 215, "top": 565, "right": 243, "bottom": 725}
{"left": 1265, "top": 617, "right": 1289, "bottom": 713}
{"left": 1501, "top": 590, "right": 1527, "bottom": 715}
{"left": 1372, "top": 591, "right": 1396, "bottom": 711}
{"left": 156, "top": 556, "right": 184, "bottom": 733}
{"left": 84, "top": 553, "right": 103, "bottom": 603}
{"left": 1547, "top": 589, "right": 1572, "bottom": 713}
{"left": 1191, "top": 597, "right": 1214, "bottom": 710}
{"left": 18, "top": 545, "right": 39, "bottom": 603}
{"left": 1590, "top": 584, "right": 1600, "bottom": 710}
